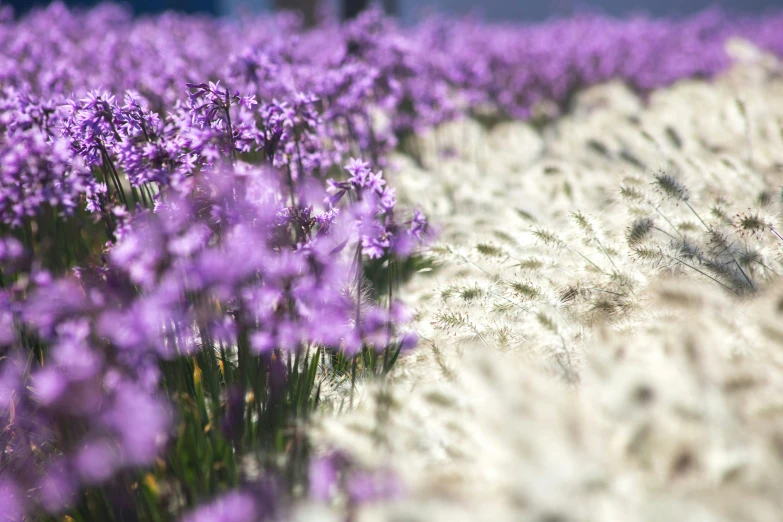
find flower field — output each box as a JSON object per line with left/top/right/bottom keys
{"left": 2, "top": 3, "right": 783, "bottom": 521}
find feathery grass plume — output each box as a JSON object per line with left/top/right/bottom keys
{"left": 707, "top": 226, "right": 774, "bottom": 281}
{"left": 571, "top": 211, "right": 622, "bottom": 271}
{"left": 431, "top": 310, "right": 487, "bottom": 346}
{"left": 515, "top": 256, "right": 547, "bottom": 270}
{"left": 620, "top": 177, "right": 648, "bottom": 203}
{"left": 475, "top": 242, "right": 505, "bottom": 258}
{"left": 458, "top": 285, "right": 484, "bottom": 302}
{"left": 757, "top": 190, "right": 774, "bottom": 207}
{"left": 534, "top": 223, "right": 616, "bottom": 277}
{"left": 736, "top": 247, "right": 774, "bottom": 276}
{"left": 531, "top": 227, "right": 563, "bottom": 248}
{"left": 664, "top": 125, "right": 683, "bottom": 149}
{"left": 652, "top": 171, "right": 690, "bottom": 202}
{"left": 632, "top": 244, "right": 666, "bottom": 263}
{"left": 671, "top": 235, "right": 713, "bottom": 263}
{"left": 676, "top": 220, "right": 701, "bottom": 233}
{"left": 734, "top": 209, "right": 779, "bottom": 240}
{"left": 571, "top": 210, "right": 596, "bottom": 237}
{"left": 710, "top": 197, "right": 733, "bottom": 224}
{"left": 441, "top": 282, "right": 485, "bottom": 303}
{"left": 492, "top": 230, "right": 520, "bottom": 247}
{"left": 508, "top": 280, "right": 541, "bottom": 301}
{"left": 627, "top": 217, "right": 656, "bottom": 246}
{"left": 535, "top": 312, "right": 560, "bottom": 334}
{"left": 493, "top": 325, "right": 518, "bottom": 350}
{"left": 514, "top": 208, "right": 538, "bottom": 222}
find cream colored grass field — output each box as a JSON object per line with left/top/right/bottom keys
{"left": 309, "top": 41, "right": 783, "bottom": 522}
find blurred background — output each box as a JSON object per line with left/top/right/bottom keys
{"left": 4, "top": 0, "right": 782, "bottom": 24}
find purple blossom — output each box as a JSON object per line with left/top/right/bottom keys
{"left": 309, "top": 455, "right": 341, "bottom": 502}
{"left": 0, "top": 478, "right": 24, "bottom": 521}
{"left": 308, "top": 451, "right": 402, "bottom": 506}
{"left": 0, "top": 121, "right": 94, "bottom": 226}
{"left": 182, "top": 491, "right": 260, "bottom": 522}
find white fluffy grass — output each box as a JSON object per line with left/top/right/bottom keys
{"left": 311, "top": 41, "right": 783, "bottom": 522}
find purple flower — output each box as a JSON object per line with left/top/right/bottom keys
{"left": 399, "top": 331, "right": 419, "bottom": 352}
{"left": 75, "top": 439, "right": 119, "bottom": 485}
{"left": 408, "top": 210, "right": 427, "bottom": 240}
{"left": 362, "top": 232, "right": 392, "bottom": 260}
{"left": 182, "top": 491, "right": 260, "bottom": 522}
{"left": 0, "top": 479, "right": 24, "bottom": 521}
{"left": 36, "top": 460, "right": 77, "bottom": 514}
{"left": 308, "top": 451, "right": 402, "bottom": 507}
{"left": 102, "top": 383, "right": 171, "bottom": 465}
{"left": 308, "top": 454, "right": 342, "bottom": 502}
{"left": 346, "top": 470, "right": 402, "bottom": 504}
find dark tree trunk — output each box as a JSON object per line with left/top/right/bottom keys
{"left": 274, "top": 0, "right": 319, "bottom": 28}
{"left": 343, "top": 0, "right": 369, "bottom": 20}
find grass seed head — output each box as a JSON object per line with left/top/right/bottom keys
{"left": 627, "top": 217, "right": 655, "bottom": 246}
{"left": 653, "top": 172, "right": 689, "bottom": 201}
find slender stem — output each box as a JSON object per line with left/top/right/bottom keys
{"left": 224, "top": 105, "right": 237, "bottom": 165}
{"left": 382, "top": 257, "right": 395, "bottom": 377}
{"left": 668, "top": 255, "right": 739, "bottom": 294}
{"left": 653, "top": 226, "right": 678, "bottom": 240}
{"left": 350, "top": 243, "right": 363, "bottom": 406}
{"left": 563, "top": 244, "right": 606, "bottom": 275}
{"left": 594, "top": 237, "right": 618, "bottom": 272}
{"left": 100, "top": 145, "right": 129, "bottom": 208}
{"left": 685, "top": 201, "right": 754, "bottom": 291}
{"left": 770, "top": 227, "right": 783, "bottom": 244}
{"left": 586, "top": 287, "right": 628, "bottom": 297}
{"left": 651, "top": 204, "right": 682, "bottom": 238}
{"left": 286, "top": 165, "right": 297, "bottom": 208}
{"left": 684, "top": 201, "right": 710, "bottom": 231}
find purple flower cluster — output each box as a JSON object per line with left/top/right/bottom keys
{"left": 106, "top": 166, "right": 418, "bottom": 358}
{"left": 0, "top": 157, "right": 420, "bottom": 518}
{"left": 182, "top": 490, "right": 267, "bottom": 522}
{"left": 1, "top": 3, "right": 782, "bottom": 520}
{"left": 328, "top": 158, "right": 423, "bottom": 261}
{"left": 0, "top": 5, "right": 782, "bottom": 226}
{"left": 0, "top": 265, "right": 172, "bottom": 513}
{"left": 309, "top": 450, "right": 402, "bottom": 517}
{"left": 181, "top": 479, "right": 281, "bottom": 522}
{"left": 0, "top": 88, "right": 96, "bottom": 227}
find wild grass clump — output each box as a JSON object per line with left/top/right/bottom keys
{"left": 311, "top": 46, "right": 783, "bottom": 521}
{"left": 622, "top": 169, "right": 782, "bottom": 294}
